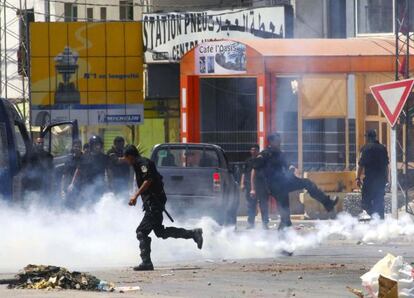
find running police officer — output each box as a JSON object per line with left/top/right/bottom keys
{"left": 356, "top": 129, "right": 389, "bottom": 219}
{"left": 107, "top": 136, "right": 130, "bottom": 194}
{"left": 252, "top": 133, "right": 338, "bottom": 230}
{"left": 241, "top": 144, "right": 269, "bottom": 229}
{"left": 124, "top": 145, "right": 203, "bottom": 271}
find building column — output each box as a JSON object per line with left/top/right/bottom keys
{"left": 180, "top": 76, "right": 188, "bottom": 143}
{"left": 257, "top": 74, "right": 267, "bottom": 150}
{"left": 180, "top": 75, "right": 200, "bottom": 143}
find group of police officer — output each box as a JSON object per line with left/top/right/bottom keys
{"left": 125, "top": 129, "right": 388, "bottom": 272}
{"left": 241, "top": 130, "right": 389, "bottom": 229}
{"left": 40, "top": 129, "right": 388, "bottom": 271}
{"left": 61, "top": 135, "right": 130, "bottom": 208}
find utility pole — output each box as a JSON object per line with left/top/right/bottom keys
{"left": 45, "top": 0, "right": 50, "bottom": 22}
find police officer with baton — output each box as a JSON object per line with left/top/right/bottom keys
{"left": 123, "top": 145, "right": 203, "bottom": 271}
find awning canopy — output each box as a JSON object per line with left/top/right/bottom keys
{"left": 181, "top": 38, "right": 408, "bottom": 75}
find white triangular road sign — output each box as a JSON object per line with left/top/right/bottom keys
{"left": 370, "top": 79, "right": 414, "bottom": 127}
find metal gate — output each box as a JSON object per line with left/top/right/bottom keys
{"left": 199, "top": 78, "right": 257, "bottom": 162}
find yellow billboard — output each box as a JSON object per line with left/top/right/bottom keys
{"left": 30, "top": 22, "right": 144, "bottom": 126}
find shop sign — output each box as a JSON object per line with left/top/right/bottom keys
{"left": 143, "top": 6, "right": 287, "bottom": 63}
{"left": 195, "top": 41, "right": 246, "bottom": 75}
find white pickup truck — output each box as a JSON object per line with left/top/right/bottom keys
{"left": 150, "top": 143, "right": 240, "bottom": 225}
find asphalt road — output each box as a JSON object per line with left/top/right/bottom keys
{"left": 1, "top": 218, "right": 413, "bottom": 298}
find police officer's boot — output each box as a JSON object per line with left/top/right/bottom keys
{"left": 192, "top": 228, "right": 203, "bottom": 249}
{"left": 134, "top": 238, "right": 154, "bottom": 271}
{"left": 324, "top": 196, "right": 339, "bottom": 212}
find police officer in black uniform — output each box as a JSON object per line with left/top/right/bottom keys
{"left": 62, "top": 139, "right": 83, "bottom": 207}
{"left": 69, "top": 135, "right": 109, "bottom": 202}
{"left": 241, "top": 144, "right": 269, "bottom": 229}
{"left": 356, "top": 129, "right": 389, "bottom": 219}
{"left": 107, "top": 136, "right": 130, "bottom": 194}
{"left": 252, "top": 133, "right": 338, "bottom": 230}
{"left": 124, "top": 145, "right": 203, "bottom": 271}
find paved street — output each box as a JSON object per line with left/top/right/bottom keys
{"left": 1, "top": 217, "right": 413, "bottom": 298}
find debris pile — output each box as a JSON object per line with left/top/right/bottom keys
{"left": 360, "top": 254, "right": 414, "bottom": 297}
{"left": 6, "top": 264, "right": 108, "bottom": 291}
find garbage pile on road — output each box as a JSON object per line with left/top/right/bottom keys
{"left": 360, "top": 254, "right": 414, "bottom": 297}
{"left": 6, "top": 264, "right": 109, "bottom": 291}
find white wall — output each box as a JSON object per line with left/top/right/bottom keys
{"left": 52, "top": 0, "right": 145, "bottom": 21}
{"left": 0, "top": 0, "right": 51, "bottom": 101}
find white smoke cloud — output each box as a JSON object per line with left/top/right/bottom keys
{"left": 1, "top": 194, "right": 414, "bottom": 273}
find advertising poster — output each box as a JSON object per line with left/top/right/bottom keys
{"left": 195, "top": 41, "right": 246, "bottom": 75}
{"left": 30, "top": 22, "right": 144, "bottom": 126}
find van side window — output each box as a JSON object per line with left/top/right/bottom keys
{"left": 0, "top": 123, "right": 8, "bottom": 169}
{"left": 14, "top": 124, "right": 27, "bottom": 157}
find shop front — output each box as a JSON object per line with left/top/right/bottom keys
{"left": 180, "top": 38, "right": 413, "bottom": 189}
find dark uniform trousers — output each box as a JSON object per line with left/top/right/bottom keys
{"left": 246, "top": 180, "right": 269, "bottom": 225}
{"left": 362, "top": 177, "right": 386, "bottom": 219}
{"left": 270, "top": 174, "right": 332, "bottom": 228}
{"left": 136, "top": 196, "right": 194, "bottom": 262}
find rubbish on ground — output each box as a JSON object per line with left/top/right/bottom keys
{"left": 361, "top": 254, "right": 414, "bottom": 297}
{"left": 114, "top": 286, "right": 141, "bottom": 293}
{"left": 97, "top": 280, "right": 115, "bottom": 292}
{"left": 378, "top": 275, "right": 398, "bottom": 298}
{"left": 6, "top": 264, "right": 116, "bottom": 292}
{"left": 346, "top": 286, "right": 364, "bottom": 298}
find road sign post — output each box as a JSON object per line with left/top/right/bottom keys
{"left": 390, "top": 128, "right": 398, "bottom": 219}
{"left": 370, "top": 79, "right": 414, "bottom": 219}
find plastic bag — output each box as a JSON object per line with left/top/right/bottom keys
{"left": 361, "top": 254, "right": 414, "bottom": 297}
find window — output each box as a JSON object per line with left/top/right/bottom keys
{"left": 0, "top": 124, "right": 8, "bottom": 170}
{"left": 120, "top": 0, "right": 133, "bottom": 21}
{"left": 303, "top": 119, "right": 346, "bottom": 171}
{"left": 357, "top": 0, "right": 393, "bottom": 34}
{"left": 154, "top": 148, "right": 221, "bottom": 168}
{"left": 43, "top": 124, "right": 74, "bottom": 157}
{"left": 64, "top": 3, "right": 78, "bottom": 22}
{"left": 87, "top": 8, "right": 94, "bottom": 22}
{"left": 100, "top": 7, "right": 107, "bottom": 21}
{"left": 14, "top": 124, "right": 27, "bottom": 158}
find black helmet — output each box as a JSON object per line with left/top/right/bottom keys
{"left": 365, "top": 129, "right": 377, "bottom": 140}
{"left": 113, "top": 136, "right": 125, "bottom": 144}
{"left": 89, "top": 135, "right": 103, "bottom": 148}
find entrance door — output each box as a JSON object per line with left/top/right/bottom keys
{"left": 199, "top": 78, "right": 257, "bottom": 162}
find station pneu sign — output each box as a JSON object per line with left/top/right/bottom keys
{"left": 30, "top": 22, "right": 144, "bottom": 126}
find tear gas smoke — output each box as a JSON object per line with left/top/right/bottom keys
{"left": 1, "top": 193, "right": 414, "bottom": 272}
